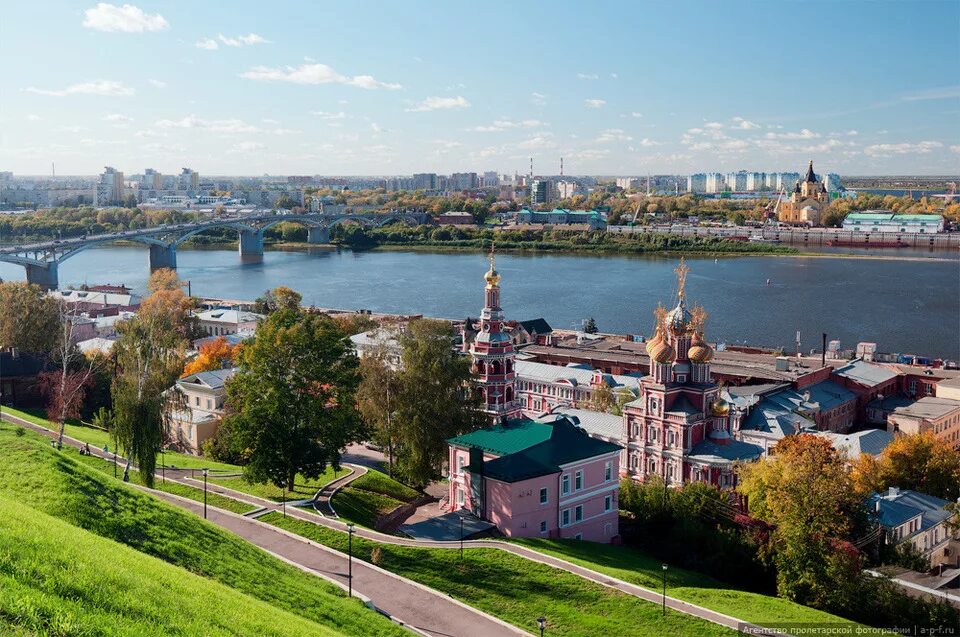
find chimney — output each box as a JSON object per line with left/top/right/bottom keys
{"left": 821, "top": 332, "right": 827, "bottom": 367}
{"left": 888, "top": 486, "right": 899, "bottom": 498}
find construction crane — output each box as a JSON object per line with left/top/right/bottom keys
{"left": 765, "top": 187, "right": 786, "bottom": 224}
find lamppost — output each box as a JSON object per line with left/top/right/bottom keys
{"left": 202, "top": 469, "right": 209, "bottom": 519}
{"left": 536, "top": 616, "right": 546, "bottom": 637}
{"left": 282, "top": 485, "right": 286, "bottom": 518}
{"left": 113, "top": 452, "right": 117, "bottom": 479}
{"left": 161, "top": 447, "right": 165, "bottom": 485}
{"left": 661, "top": 563, "right": 668, "bottom": 616}
{"left": 459, "top": 511, "right": 465, "bottom": 561}
{"left": 346, "top": 523, "right": 355, "bottom": 597}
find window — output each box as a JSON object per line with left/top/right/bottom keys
{"left": 561, "top": 474, "right": 570, "bottom": 495}
{"left": 457, "top": 455, "right": 465, "bottom": 474}
{"left": 574, "top": 470, "right": 583, "bottom": 491}
{"left": 604, "top": 495, "right": 612, "bottom": 512}
{"left": 604, "top": 461, "right": 613, "bottom": 482}
{"left": 561, "top": 509, "right": 570, "bottom": 527}
{"left": 539, "top": 487, "right": 548, "bottom": 504}
{"left": 195, "top": 396, "right": 200, "bottom": 406}
{"left": 456, "top": 488, "right": 464, "bottom": 506}
{"left": 540, "top": 520, "right": 547, "bottom": 533}
{"left": 206, "top": 399, "right": 212, "bottom": 409}
{"left": 574, "top": 505, "right": 583, "bottom": 522}
{"left": 574, "top": 533, "right": 583, "bottom": 540}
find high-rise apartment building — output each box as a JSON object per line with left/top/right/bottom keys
{"left": 705, "top": 173, "right": 726, "bottom": 193}
{"left": 450, "top": 172, "right": 478, "bottom": 191}
{"left": 482, "top": 171, "right": 499, "bottom": 188}
{"left": 530, "top": 179, "right": 554, "bottom": 205}
{"left": 413, "top": 173, "right": 437, "bottom": 190}
{"left": 178, "top": 168, "right": 199, "bottom": 191}
{"left": 95, "top": 167, "right": 125, "bottom": 206}
{"left": 725, "top": 171, "right": 748, "bottom": 192}
{"left": 687, "top": 173, "right": 707, "bottom": 193}
{"left": 142, "top": 168, "right": 161, "bottom": 189}
{"left": 824, "top": 173, "right": 842, "bottom": 192}
{"left": 555, "top": 180, "right": 580, "bottom": 199}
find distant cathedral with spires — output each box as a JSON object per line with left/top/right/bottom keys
{"left": 778, "top": 160, "right": 831, "bottom": 226}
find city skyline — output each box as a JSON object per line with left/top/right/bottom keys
{"left": 1, "top": 1, "right": 958, "bottom": 176}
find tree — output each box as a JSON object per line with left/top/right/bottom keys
{"left": 738, "top": 434, "right": 868, "bottom": 605}
{"left": 147, "top": 267, "right": 182, "bottom": 294}
{"left": 393, "top": 319, "right": 482, "bottom": 486}
{"left": 110, "top": 274, "right": 192, "bottom": 485}
{"left": 851, "top": 432, "right": 960, "bottom": 500}
{"left": 0, "top": 281, "right": 61, "bottom": 353}
{"left": 223, "top": 307, "right": 361, "bottom": 491}
{"left": 252, "top": 285, "right": 302, "bottom": 314}
{"left": 182, "top": 336, "right": 238, "bottom": 377}
{"left": 589, "top": 381, "right": 615, "bottom": 413}
{"left": 357, "top": 343, "right": 401, "bottom": 476}
{"left": 583, "top": 317, "right": 599, "bottom": 334}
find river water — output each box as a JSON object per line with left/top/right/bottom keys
{"left": 1, "top": 246, "right": 957, "bottom": 359}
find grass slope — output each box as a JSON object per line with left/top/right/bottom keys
{"left": 209, "top": 466, "right": 341, "bottom": 501}
{"left": 1, "top": 406, "right": 239, "bottom": 471}
{"left": 513, "top": 538, "right": 864, "bottom": 634}
{"left": 0, "top": 423, "right": 406, "bottom": 637}
{"left": 262, "top": 512, "right": 736, "bottom": 637}
{"left": 0, "top": 495, "right": 342, "bottom": 637}
{"left": 332, "top": 469, "right": 419, "bottom": 528}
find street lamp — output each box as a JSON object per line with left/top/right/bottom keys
{"left": 346, "top": 523, "right": 355, "bottom": 598}
{"left": 536, "top": 616, "right": 546, "bottom": 637}
{"left": 161, "top": 447, "right": 165, "bottom": 485}
{"left": 459, "top": 511, "right": 465, "bottom": 561}
{"left": 113, "top": 452, "right": 117, "bottom": 479}
{"left": 661, "top": 563, "right": 668, "bottom": 616}
{"left": 282, "top": 484, "right": 286, "bottom": 518}
{"left": 202, "top": 468, "right": 209, "bottom": 519}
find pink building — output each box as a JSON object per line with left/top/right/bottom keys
{"left": 448, "top": 415, "right": 621, "bottom": 542}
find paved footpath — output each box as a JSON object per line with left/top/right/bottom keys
{"left": 4, "top": 410, "right": 782, "bottom": 636}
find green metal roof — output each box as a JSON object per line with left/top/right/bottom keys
{"left": 846, "top": 212, "right": 893, "bottom": 221}
{"left": 448, "top": 420, "right": 553, "bottom": 455}
{"left": 450, "top": 417, "right": 622, "bottom": 483}
{"left": 892, "top": 214, "right": 942, "bottom": 221}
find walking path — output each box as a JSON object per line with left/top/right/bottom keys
{"left": 315, "top": 464, "right": 366, "bottom": 517}
{"left": 3, "top": 410, "right": 784, "bottom": 636}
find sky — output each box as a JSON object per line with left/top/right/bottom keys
{"left": 1, "top": 0, "right": 958, "bottom": 177}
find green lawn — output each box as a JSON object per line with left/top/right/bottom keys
{"left": 331, "top": 468, "right": 419, "bottom": 528}
{"left": 0, "top": 495, "right": 345, "bottom": 637}
{"left": 0, "top": 422, "right": 406, "bottom": 637}
{"left": 332, "top": 487, "right": 406, "bottom": 528}
{"left": 209, "top": 466, "right": 343, "bottom": 502}
{"left": 0, "top": 405, "right": 240, "bottom": 471}
{"left": 513, "top": 538, "right": 866, "bottom": 635}
{"left": 262, "top": 512, "right": 736, "bottom": 637}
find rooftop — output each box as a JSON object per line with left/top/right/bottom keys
{"left": 547, "top": 408, "right": 622, "bottom": 442}
{"left": 448, "top": 419, "right": 554, "bottom": 456}
{"left": 195, "top": 309, "right": 264, "bottom": 324}
{"left": 515, "top": 359, "right": 641, "bottom": 392}
{"left": 689, "top": 438, "right": 764, "bottom": 464}
{"left": 814, "top": 428, "right": 893, "bottom": 460}
{"left": 178, "top": 367, "right": 238, "bottom": 391}
{"left": 869, "top": 488, "right": 953, "bottom": 536}
{"left": 832, "top": 359, "right": 899, "bottom": 387}
{"left": 890, "top": 396, "right": 960, "bottom": 420}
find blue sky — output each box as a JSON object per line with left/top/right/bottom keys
{"left": 1, "top": 0, "right": 958, "bottom": 176}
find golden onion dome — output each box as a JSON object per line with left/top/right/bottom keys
{"left": 645, "top": 328, "right": 664, "bottom": 357}
{"left": 484, "top": 266, "right": 501, "bottom": 287}
{"left": 688, "top": 331, "right": 713, "bottom": 364}
{"left": 709, "top": 396, "right": 730, "bottom": 417}
{"left": 651, "top": 338, "right": 676, "bottom": 364}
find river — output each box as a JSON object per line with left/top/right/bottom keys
{"left": 1, "top": 246, "right": 958, "bottom": 360}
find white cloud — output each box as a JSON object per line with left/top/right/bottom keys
{"left": 148, "top": 78, "right": 166, "bottom": 88}
{"left": 764, "top": 128, "right": 820, "bottom": 140}
{"left": 82, "top": 3, "right": 168, "bottom": 33}
{"left": 596, "top": 128, "right": 633, "bottom": 143}
{"left": 514, "top": 134, "right": 555, "bottom": 150}
{"left": 864, "top": 141, "right": 943, "bottom": 157}
{"left": 630, "top": 112, "right": 642, "bottom": 118}
{"left": 195, "top": 38, "right": 218, "bottom": 50}
{"left": 218, "top": 33, "right": 269, "bottom": 47}
{"left": 262, "top": 118, "right": 280, "bottom": 125}
{"left": 311, "top": 110, "right": 347, "bottom": 120}
{"left": 26, "top": 114, "right": 41, "bottom": 121}
{"left": 570, "top": 148, "right": 609, "bottom": 161}
{"left": 230, "top": 141, "right": 266, "bottom": 153}
{"left": 610, "top": 73, "right": 619, "bottom": 79}
{"left": 103, "top": 113, "right": 132, "bottom": 122}
{"left": 531, "top": 92, "right": 547, "bottom": 105}
{"left": 406, "top": 96, "right": 470, "bottom": 112}
{"left": 370, "top": 122, "right": 382, "bottom": 133}
{"left": 584, "top": 98, "right": 606, "bottom": 108}
{"left": 155, "top": 115, "right": 259, "bottom": 134}
{"left": 470, "top": 119, "right": 543, "bottom": 132}
{"left": 732, "top": 117, "right": 760, "bottom": 130}
{"left": 577, "top": 73, "right": 599, "bottom": 80}
{"left": 901, "top": 85, "right": 960, "bottom": 102}
{"left": 241, "top": 63, "right": 401, "bottom": 89}
{"left": 950, "top": 145, "right": 960, "bottom": 154}
{"left": 25, "top": 80, "right": 135, "bottom": 97}
{"left": 846, "top": 130, "right": 859, "bottom": 136}
{"left": 704, "top": 121, "right": 724, "bottom": 129}
{"left": 639, "top": 138, "right": 661, "bottom": 147}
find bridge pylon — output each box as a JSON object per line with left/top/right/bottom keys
{"left": 25, "top": 262, "right": 58, "bottom": 290}
{"left": 307, "top": 226, "right": 330, "bottom": 244}
{"left": 149, "top": 243, "right": 177, "bottom": 272}
{"left": 238, "top": 229, "right": 264, "bottom": 257}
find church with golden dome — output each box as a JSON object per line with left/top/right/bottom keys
{"left": 778, "top": 160, "right": 831, "bottom": 226}
{"left": 620, "top": 259, "right": 763, "bottom": 488}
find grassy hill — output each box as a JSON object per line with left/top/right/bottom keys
{"left": 332, "top": 469, "right": 420, "bottom": 528}
{"left": 0, "top": 422, "right": 406, "bottom": 637}
{"left": 0, "top": 495, "right": 344, "bottom": 637}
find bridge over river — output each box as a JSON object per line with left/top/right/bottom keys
{"left": 0, "top": 208, "right": 428, "bottom": 289}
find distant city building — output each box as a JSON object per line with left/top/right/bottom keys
{"left": 725, "top": 171, "right": 748, "bottom": 192}
{"left": 705, "top": 172, "right": 727, "bottom": 193}
{"left": 450, "top": 172, "right": 478, "bottom": 191}
{"left": 482, "top": 171, "right": 499, "bottom": 188}
{"left": 616, "top": 177, "right": 643, "bottom": 190}
{"left": 142, "top": 169, "right": 162, "bottom": 189}
{"left": 778, "top": 161, "right": 830, "bottom": 225}
{"left": 436, "top": 211, "right": 476, "bottom": 225}
{"left": 824, "top": 173, "right": 843, "bottom": 192}
{"left": 687, "top": 173, "right": 707, "bottom": 193}
{"left": 745, "top": 172, "right": 766, "bottom": 192}
{"left": 555, "top": 180, "right": 580, "bottom": 199}
{"left": 178, "top": 168, "right": 199, "bottom": 192}
{"left": 95, "top": 166, "right": 125, "bottom": 206}
{"left": 530, "top": 179, "right": 553, "bottom": 204}
{"left": 776, "top": 172, "right": 801, "bottom": 192}
{"left": 413, "top": 173, "right": 437, "bottom": 190}
{"left": 842, "top": 212, "right": 944, "bottom": 234}
{"left": 515, "top": 208, "right": 606, "bottom": 229}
